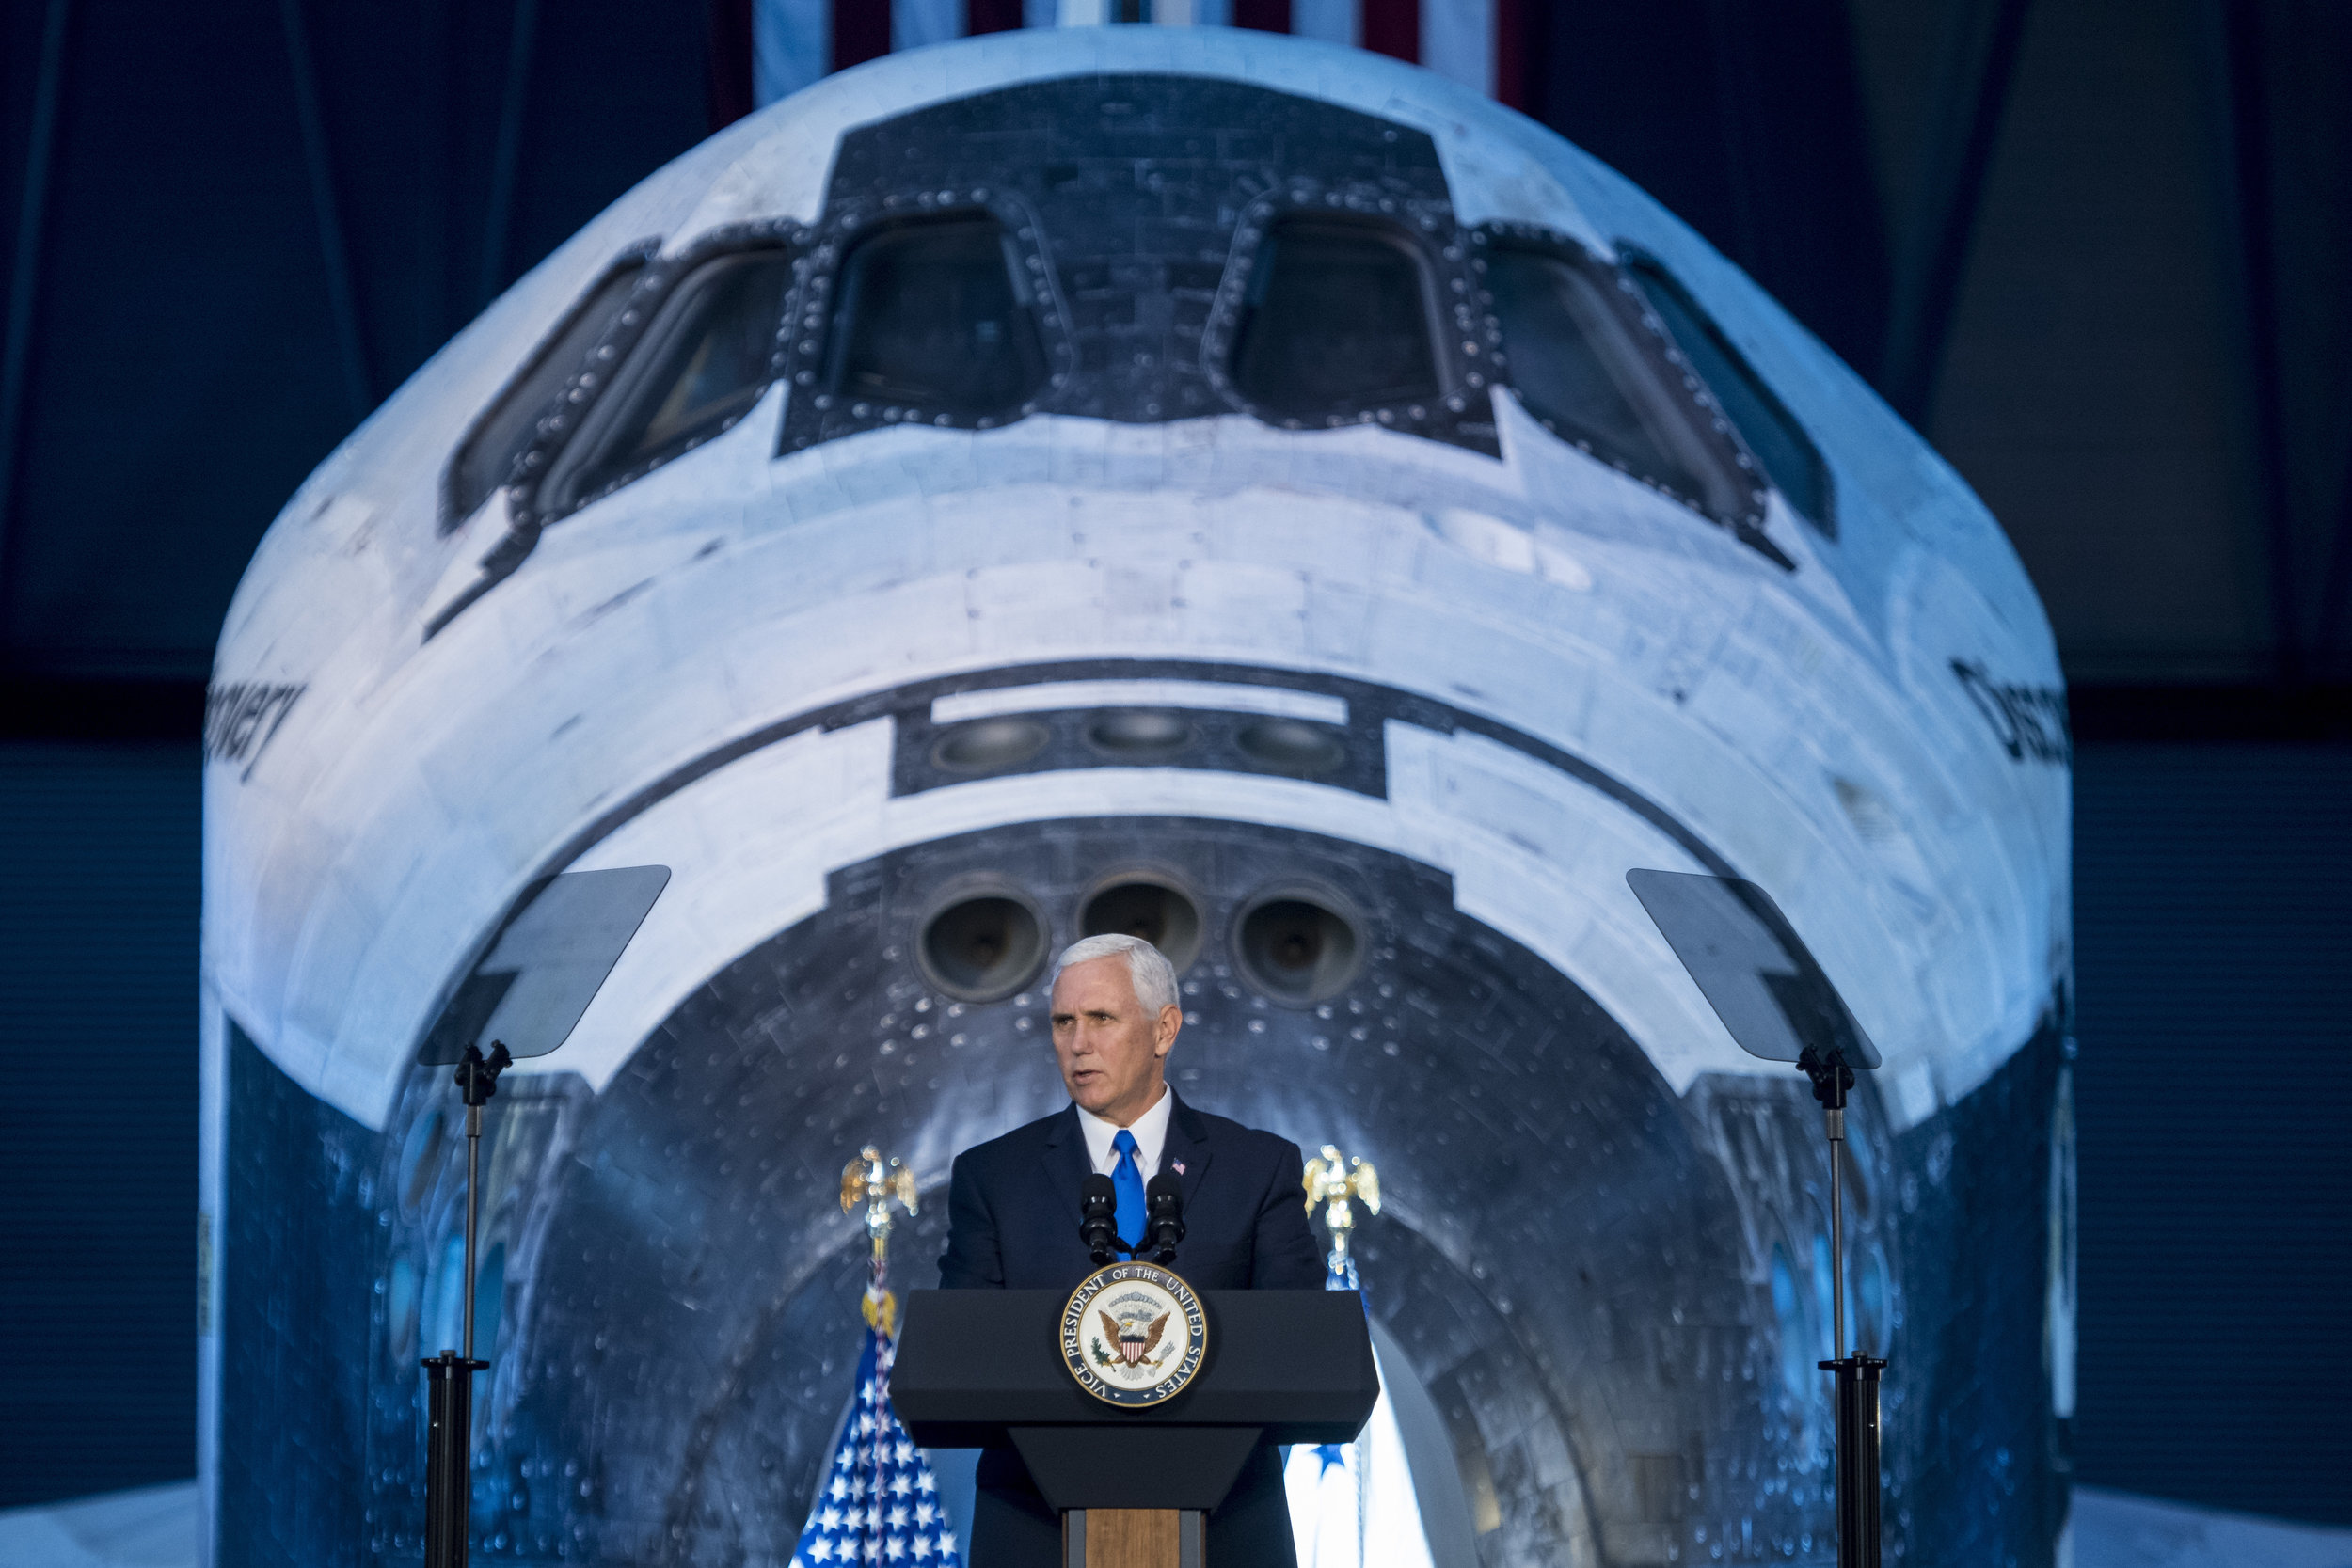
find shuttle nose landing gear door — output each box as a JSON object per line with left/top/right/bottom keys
{"left": 1626, "top": 869, "right": 1886, "bottom": 1568}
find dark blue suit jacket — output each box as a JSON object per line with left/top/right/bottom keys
{"left": 938, "top": 1091, "right": 1324, "bottom": 1567}
{"left": 938, "top": 1090, "right": 1324, "bottom": 1291}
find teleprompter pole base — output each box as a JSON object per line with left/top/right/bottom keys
{"left": 1819, "top": 1354, "right": 1887, "bottom": 1568}
{"left": 423, "top": 1351, "right": 489, "bottom": 1568}
{"left": 1063, "top": 1509, "right": 1204, "bottom": 1568}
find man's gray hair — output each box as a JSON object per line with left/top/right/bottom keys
{"left": 1051, "top": 933, "right": 1181, "bottom": 1015}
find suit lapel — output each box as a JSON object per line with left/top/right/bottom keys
{"left": 1042, "top": 1092, "right": 1214, "bottom": 1240}
{"left": 1039, "top": 1103, "right": 1094, "bottom": 1228}
{"left": 1164, "top": 1090, "right": 1213, "bottom": 1214}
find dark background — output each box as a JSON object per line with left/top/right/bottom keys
{"left": 2, "top": 0, "right": 2346, "bottom": 1527}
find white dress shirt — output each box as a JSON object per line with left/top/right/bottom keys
{"left": 1073, "top": 1083, "right": 1173, "bottom": 1180}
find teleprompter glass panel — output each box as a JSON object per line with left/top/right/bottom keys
{"left": 1486, "top": 245, "right": 1748, "bottom": 518}
{"left": 1629, "top": 257, "right": 1834, "bottom": 534}
{"left": 1229, "top": 219, "right": 1441, "bottom": 419}
{"left": 826, "top": 215, "right": 1047, "bottom": 416}
{"left": 1623, "top": 868, "right": 1878, "bottom": 1069}
{"left": 418, "top": 865, "right": 671, "bottom": 1063}
{"left": 547, "top": 248, "right": 793, "bottom": 512}
{"left": 446, "top": 257, "right": 646, "bottom": 526}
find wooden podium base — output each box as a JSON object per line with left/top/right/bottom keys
{"left": 1062, "top": 1508, "right": 1204, "bottom": 1568}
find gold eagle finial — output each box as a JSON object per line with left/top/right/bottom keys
{"left": 840, "top": 1145, "right": 919, "bottom": 1336}
{"left": 1301, "top": 1144, "right": 1380, "bottom": 1278}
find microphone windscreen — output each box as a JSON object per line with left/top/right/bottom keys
{"left": 1146, "top": 1172, "right": 1183, "bottom": 1212}
{"left": 1080, "top": 1172, "right": 1116, "bottom": 1211}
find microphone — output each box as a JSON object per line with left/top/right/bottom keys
{"left": 1079, "top": 1173, "right": 1120, "bottom": 1264}
{"left": 1144, "top": 1173, "right": 1186, "bottom": 1264}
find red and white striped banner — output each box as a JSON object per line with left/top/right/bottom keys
{"left": 749, "top": 1, "right": 1529, "bottom": 114}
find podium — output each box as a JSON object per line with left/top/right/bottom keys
{"left": 891, "top": 1288, "right": 1379, "bottom": 1568}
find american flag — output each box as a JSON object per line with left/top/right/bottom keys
{"left": 749, "top": 2, "right": 1521, "bottom": 114}
{"left": 1284, "top": 1243, "right": 1437, "bottom": 1568}
{"left": 1285, "top": 1250, "right": 1367, "bottom": 1568}
{"left": 791, "top": 1324, "right": 964, "bottom": 1568}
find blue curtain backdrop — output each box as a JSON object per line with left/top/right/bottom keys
{"left": 2070, "top": 743, "right": 2352, "bottom": 1522}
{"left": 0, "top": 742, "right": 200, "bottom": 1507}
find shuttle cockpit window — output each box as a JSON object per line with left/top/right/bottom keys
{"left": 1625, "top": 253, "right": 1836, "bottom": 538}
{"left": 1227, "top": 218, "right": 1443, "bottom": 423}
{"left": 537, "top": 245, "right": 795, "bottom": 518}
{"left": 443, "top": 251, "right": 650, "bottom": 531}
{"left": 824, "top": 214, "right": 1049, "bottom": 419}
{"left": 1482, "top": 238, "right": 1761, "bottom": 532}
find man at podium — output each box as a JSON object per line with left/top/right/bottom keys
{"left": 939, "top": 933, "right": 1324, "bottom": 1567}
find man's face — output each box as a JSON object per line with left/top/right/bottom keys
{"left": 1050, "top": 955, "right": 1180, "bottom": 1125}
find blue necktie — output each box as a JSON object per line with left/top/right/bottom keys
{"left": 1110, "top": 1129, "right": 1146, "bottom": 1259}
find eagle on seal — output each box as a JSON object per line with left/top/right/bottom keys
{"left": 1102, "top": 1309, "right": 1170, "bottom": 1367}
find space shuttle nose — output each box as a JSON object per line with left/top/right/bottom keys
{"left": 201, "top": 24, "right": 2067, "bottom": 1568}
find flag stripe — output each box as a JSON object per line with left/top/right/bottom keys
{"left": 753, "top": 1, "right": 828, "bottom": 108}
{"left": 894, "top": 0, "right": 964, "bottom": 49}
{"left": 708, "top": 0, "right": 758, "bottom": 127}
{"left": 831, "top": 0, "right": 892, "bottom": 69}
{"left": 1491, "top": 0, "right": 1533, "bottom": 112}
{"left": 1360, "top": 0, "right": 1417, "bottom": 61}
{"left": 1420, "top": 0, "right": 1490, "bottom": 95}
{"left": 751, "top": 1, "right": 1510, "bottom": 113}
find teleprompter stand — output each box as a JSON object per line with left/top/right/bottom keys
{"left": 415, "top": 864, "right": 670, "bottom": 1568}
{"left": 1629, "top": 869, "right": 1887, "bottom": 1568}
{"left": 890, "top": 1290, "right": 1379, "bottom": 1568}
{"left": 422, "top": 1041, "right": 508, "bottom": 1568}
{"left": 1800, "top": 1043, "right": 1886, "bottom": 1568}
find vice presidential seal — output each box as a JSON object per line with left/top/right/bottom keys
{"left": 1059, "top": 1262, "right": 1207, "bottom": 1407}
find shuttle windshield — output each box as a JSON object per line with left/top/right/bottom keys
{"left": 826, "top": 215, "right": 1047, "bottom": 417}
{"left": 462, "top": 80, "right": 1778, "bottom": 578}
{"left": 1628, "top": 255, "right": 1835, "bottom": 535}
{"left": 1229, "top": 220, "right": 1442, "bottom": 420}
{"left": 445, "top": 255, "right": 647, "bottom": 528}
{"left": 544, "top": 246, "right": 794, "bottom": 515}
{"left": 1485, "top": 244, "right": 1752, "bottom": 521}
